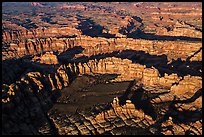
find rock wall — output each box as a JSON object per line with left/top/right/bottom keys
{"left": 78, "top": 57, "right": 180, "bottom": 87}
{"left": 2, "top": 27, "right": 82, "bottom": 42}
{"left": 47, "top": 85, "right": 202, "bottom": 135}
{"left": 32, "top": 51, "right": 59, "bottom": 65}
{"left": 2, "top": 2, "right": 202, "bottom": 135}
{"left": 2, "top": 62, "right": 79, "bottom": 135}
{"left": 3, "top": 36, "right": 202, "bottom": 62}
{"left": 2, "top": 53, "right": 202, "bottom": 135}
{"left": 48, "top": 97, "right": 155, "bottom": 135}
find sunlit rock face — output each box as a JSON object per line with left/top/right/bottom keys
{"left": 32, "top": 52, "right": 59, "bottom": 65}
{"left": 3, "top": 36, "right": 202, "bottom": 61}
{"left": 2, "top": 2, "right": 202, "bottom": 135}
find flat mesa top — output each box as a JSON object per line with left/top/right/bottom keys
{"left": 1, "top": 2, "right": 202, "bottom": 136}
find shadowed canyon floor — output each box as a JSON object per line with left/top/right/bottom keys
{"left": 2, "top": 2, "right": 202, "bottom": 135}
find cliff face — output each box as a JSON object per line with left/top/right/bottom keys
{"left": 3, "top": 36, "right": 202, "bottom": 62}
{"left": 46, "top": 80, "right": 201, "bottom": 135}
{"left": 2, "top": 37, "right": 202, "bottom": 135}
{"left": 77, "top": 56, "right": 202, "bottom": 89}
{"left": 2, "top": 62, "right": 80, "bottom": 134}
{"left": 32, "top": 52, "right": 59, "bottom": 65}
{"left": 2, "top": 56, "right": 202, "bottom": 135}
{"left": 2, "top": 2, "right": 202, "bottom": 135}
{"left": 2, "top": 38, "right": 202, "bottom": 134}
{"left": 2, "top": 27, "right": 82, "bottom": 42}
{"left": 3, "top": 56, "right": 201, "bottom": 103}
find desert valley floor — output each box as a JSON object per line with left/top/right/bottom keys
{"left": 2, "top": 2, "right": 202, "bottom": 135}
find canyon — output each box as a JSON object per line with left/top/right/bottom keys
{"left": 2, "top": 2, "right": 202, "bottom": 135}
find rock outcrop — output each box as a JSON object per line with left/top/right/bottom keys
{"left": 2, "top": 27, "right": 82, "bottom": 42}
{"left": 2, "top": 2, "right": 202, "bottom": 135}
{"left": 2, "top": 61, "right": 80, "bottom": 134}
{"left": 47, "top": 81, "right": 201, "bottom": 135}
{"left": 32, "top": 51, "right": 59, "bottom": 65}
{"left": 2, "top": 56, "right": 202, "bottom": 135}
{"left": 3, "top": 36, "right": 202, "bottom": 61}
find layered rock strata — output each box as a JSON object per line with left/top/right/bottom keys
{"left": 2, "top": 36, "right": 202, "bottom": 61}
{"left": 47, "top": 83, "right": 201, "bottom": 135}
{"left": 2, "top": 2, "right": 202, "bottom": 135}
{"left": 2, "top": 62, "right": 79, "bottom": 134}
{"left": 2, "top": 27, "right": 82, "bottom": 42}
{"left": 2, "top": 56, "right": 202, "bottom": 135}
{"left": 32, "top": 51, "right": 59, "bottom": 65}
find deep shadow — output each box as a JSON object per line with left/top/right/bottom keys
{"left": 170, "top": 104, "right": 202, "bottom": 124}
{"left": 127, "top": 29, "right": 202, "bottom": 42}
{"left": 132, "top": 16, "right": 143, "bottom": 23}
{"left": 76, "top": 15, "right": 116, "bottom": 38}
{"left": 73, "top": 13, "right": 204, "bottom": 42}
{"left": 130, "top": 89, "right": 158, "bottom": 120}
{"left": 150, "top": 88, "right": 202, "bottom": 134}
{"left": 2, "top": 46, "right": 84, "bottom": 135}
{"left": 76, "top": 17, "right": 103, "bottom": 37}
{"left": 118, "top": 80, "right": 158, "bottom": 120}
{"left": 73, "top": 49, "right": 202, "bottom": 77}
{"left": 125, "top": 16, "right": 201, "bottom": 42}
{"left": 57, "top": 46, "right": 85, "bottom": 64}
{"left": 2, "top": 45, "right": 202, "bottom": 135}
{"left": 56, "top": 34, "right": 77, "bottom": 39}
{"left": 118, "top": 80, "right": 137, "bottom": 106}
{"left": 2, "top": 56, "right": 33, "bottom": 85}
{"left": 119, "top": 81, "right": 202, "bottom": 135}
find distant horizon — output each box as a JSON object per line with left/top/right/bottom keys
{"left": 2, "top": 2, "right": 202, "bottom": 135}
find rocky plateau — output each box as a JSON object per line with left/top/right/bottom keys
{"left": 2, "top": 2, "right": 202, "bottom": 135}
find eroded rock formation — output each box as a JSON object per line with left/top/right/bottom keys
{"left": 2, "top": 2, "right": 202, "bottom": 135}
{"left": 32, "top": 51, "right": 59, "bottom": 65}
{"left": 3, "top": 36, "right": 202, "bottom": 62}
